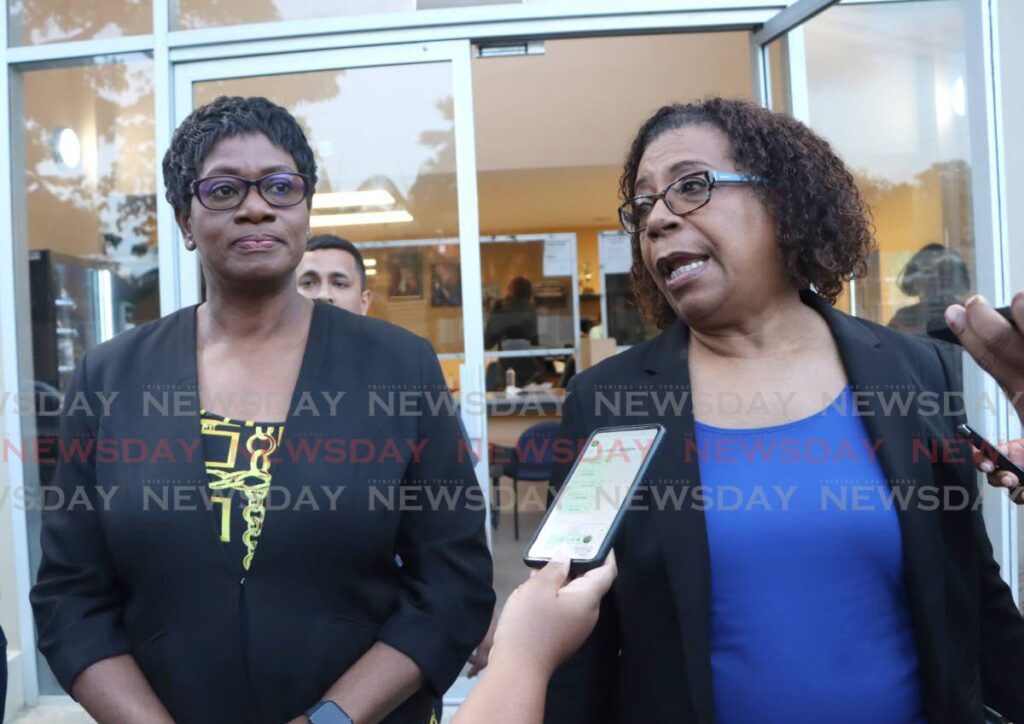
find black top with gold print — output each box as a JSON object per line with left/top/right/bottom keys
{"left": 200, "top": 410, "right": 285, "bottom": 571}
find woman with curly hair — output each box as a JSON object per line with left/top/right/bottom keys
{"left": 543, "top": 98, "right": 1024, "bottom": 723}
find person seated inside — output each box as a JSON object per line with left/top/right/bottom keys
{"left": 486, "top": 277, "right": 543, "bottom": 387}
{"left": 296, "top": 234, "right": 372, "bottom": 315}
{"left": 485, "top": 277, "right": 539, "bottom": 349}
{"left": 888, "top": 242, "right": 970, "bottom": 335}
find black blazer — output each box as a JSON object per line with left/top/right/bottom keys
{"left": 31, "top": 302, "right": 494, "bottom": 724}
{"left": 1, "top": 623, "right": 6, "bottom": 722}
{"left": 545, "top": 291, "right": 1024, "bottom": 724}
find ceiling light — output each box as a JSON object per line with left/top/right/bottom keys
{"left": 310, "top": 210, "right": 414, "bottom": 228}
{"left": 312, "top": 190, "right": 396, "bottom": 210}
{"left": 54, "top": 127, "right": 81, "bottom": 168}
{"left": 364, "top": 258, "right": 377, "bottom": 267}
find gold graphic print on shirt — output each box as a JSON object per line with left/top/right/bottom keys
{"left": 201, "top": 413, "right": 284, "bottom": 571}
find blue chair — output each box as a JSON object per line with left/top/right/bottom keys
{"left": 498, "top": 421, "right": 562, "bottom": 540}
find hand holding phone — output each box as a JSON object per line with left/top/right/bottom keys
{"left": 955, "top": 423, "right": 1024, "bottom": 504}
{"left": 490, "top": 553, "right": 617, "bottom": 679}
{"left": 941, "top": 294, "right": 1024, "bottom": 428}
{"left": 928, "top": 305, "right": 1018, "bottom": 345}
{"left": 524, "top": 424, "right": 664, "bottom": 572}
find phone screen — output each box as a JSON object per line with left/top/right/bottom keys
{"left": 527, "top": 426, "right": 661, "bottom": 562}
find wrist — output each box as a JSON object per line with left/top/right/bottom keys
{"left": 488, "top": 646, "right": 557, "bottom": 683}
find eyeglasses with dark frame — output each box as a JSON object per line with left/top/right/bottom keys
{"left": 619, "top": 169, "right": 769, "bottom": 234}
{"left": 191, "top": 172, "right": 312, "bottom": 211}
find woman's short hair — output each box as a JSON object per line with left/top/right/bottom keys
{"left": 162, "top": 95, "right": 318, "bottom": 216}
{"left": 897, "top": 242, "right": 971, "bottom": 298}
{"left": 621, "top": 97, "right": 874, "bottom": 329}
{"left": 508, "top": 277, "right": 533, "bottom": 301}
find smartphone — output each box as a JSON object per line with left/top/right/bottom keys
{"left": 955, "top": 423, "right": 1024, "bottom": 479}
{"left": 927, "top": 305, "right": 1018, "bottom": 345}
{"left": 524, "top": 424, "right": 665, "bottom": 572}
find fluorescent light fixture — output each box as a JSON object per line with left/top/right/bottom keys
{"left": 364, "top": 258, "right": 377, "bottom": 267}
{"left": 312, "top": 190, "right": 396, "bottom": 209}
{"left": 311, "top": 210, "right": 414, "bottom": 227}
{"left": 366, "top": 268, "right": 378, "bottom": 277}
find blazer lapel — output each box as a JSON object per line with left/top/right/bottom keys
{"left": 249, "top": 304, "right": 391, "bottom": 574}
{"left": 643, "top": 322, "right": 716, "bottom": 724}
{"left": 805, "top": 292, "right": 949, "bottom": 722}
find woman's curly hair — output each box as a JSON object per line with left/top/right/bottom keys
{"left": 162, "top": 95, "right": 318, "bottom": 216}
{"left": 621, "top": 97, "right": 874, "bottom": 329}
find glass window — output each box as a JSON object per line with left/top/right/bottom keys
{"left": 193, "top": 62, "right": 461, "bottom": 355}
{"left": 174, "top": 0, "right": 533, "bottom": 32}
{"left": 473, "top": 32, "right": 752, "bottom": 353}
{"left": 8, "top": 0, "right": 151, "bottom": 46}
{"left": 598, "top": 231, "right": 656, "bottom": 347}
{"left": 801, "top": 0, "right": 974, "bottom": 333}
{"left": 480, "top": 234, "right": 577, "bottom": 388}
{"left": 175, "top": 0, "right": 410, "bottom": 31}
{"left": 12, "top": 53, "right": 157, "bottom": 694}
{"left": 358, "top": 240, "right": 464, "bottom": 355}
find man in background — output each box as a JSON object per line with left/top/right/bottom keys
{"left": 297, "top": 234, "right": 373, "bottom": 315}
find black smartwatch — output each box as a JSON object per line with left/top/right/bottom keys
{"left": 305, "top": 701, "right": 353, "bottom": 724}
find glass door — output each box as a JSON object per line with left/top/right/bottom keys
{"left": 171, "top": 39, "right": 492, "bottom": 555}
{"left": 172, "top": 39, "right": 490, "bottom": 701}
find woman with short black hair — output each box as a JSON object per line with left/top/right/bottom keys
{"left": 31, "top": 95, "right": 493, "bottom": 724}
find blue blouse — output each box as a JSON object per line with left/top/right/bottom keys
{"left": 696, "top": 386, "right": 926, "bottom": 723}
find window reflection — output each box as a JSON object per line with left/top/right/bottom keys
{"left": 479, "top": 235, "right": 576, "bottom": 391}
{"left": 15, "top": 53, "right": 157, "bottom": 695}
{"left": 481, "top": 236, "right": 576, "bottom": 352}
{"left": 20, "top": 54, "right": 159, "bottom": 346}
{"left": 173, "top": 0, "right": 535, "bottom": 32}
{"left": 356, "top": 241, "right": 464, "bottom": 354}
{"left": 194, "top": 62, "right": 461, "bottom": 354}
{"left": 801, "top": 0, "right": 974, "bottom": 327}
{"left": 8, "top": 0, "right": 151, "bottom": 45}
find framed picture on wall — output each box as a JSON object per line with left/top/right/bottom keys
{"left": 430, "top": 262, "right": 461, "bottom": 307}
{"left": 387, "top": 250, "right": 423, "bottom": 300}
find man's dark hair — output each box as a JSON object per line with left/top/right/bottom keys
{"left": 621, "top": 97, "right": 874, "bottom": 329}
{"left": 162, "top": 95, "right": 318, "bottom": 216}
{"left": 306, "top": 234, "right": 367, "bottom": 289}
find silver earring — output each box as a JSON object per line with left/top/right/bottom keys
{"left": 185, "top": 235, "right": 196, "bottom": 251}
{"left": 306, "top": 228, "right": 313, "bottom": 239}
